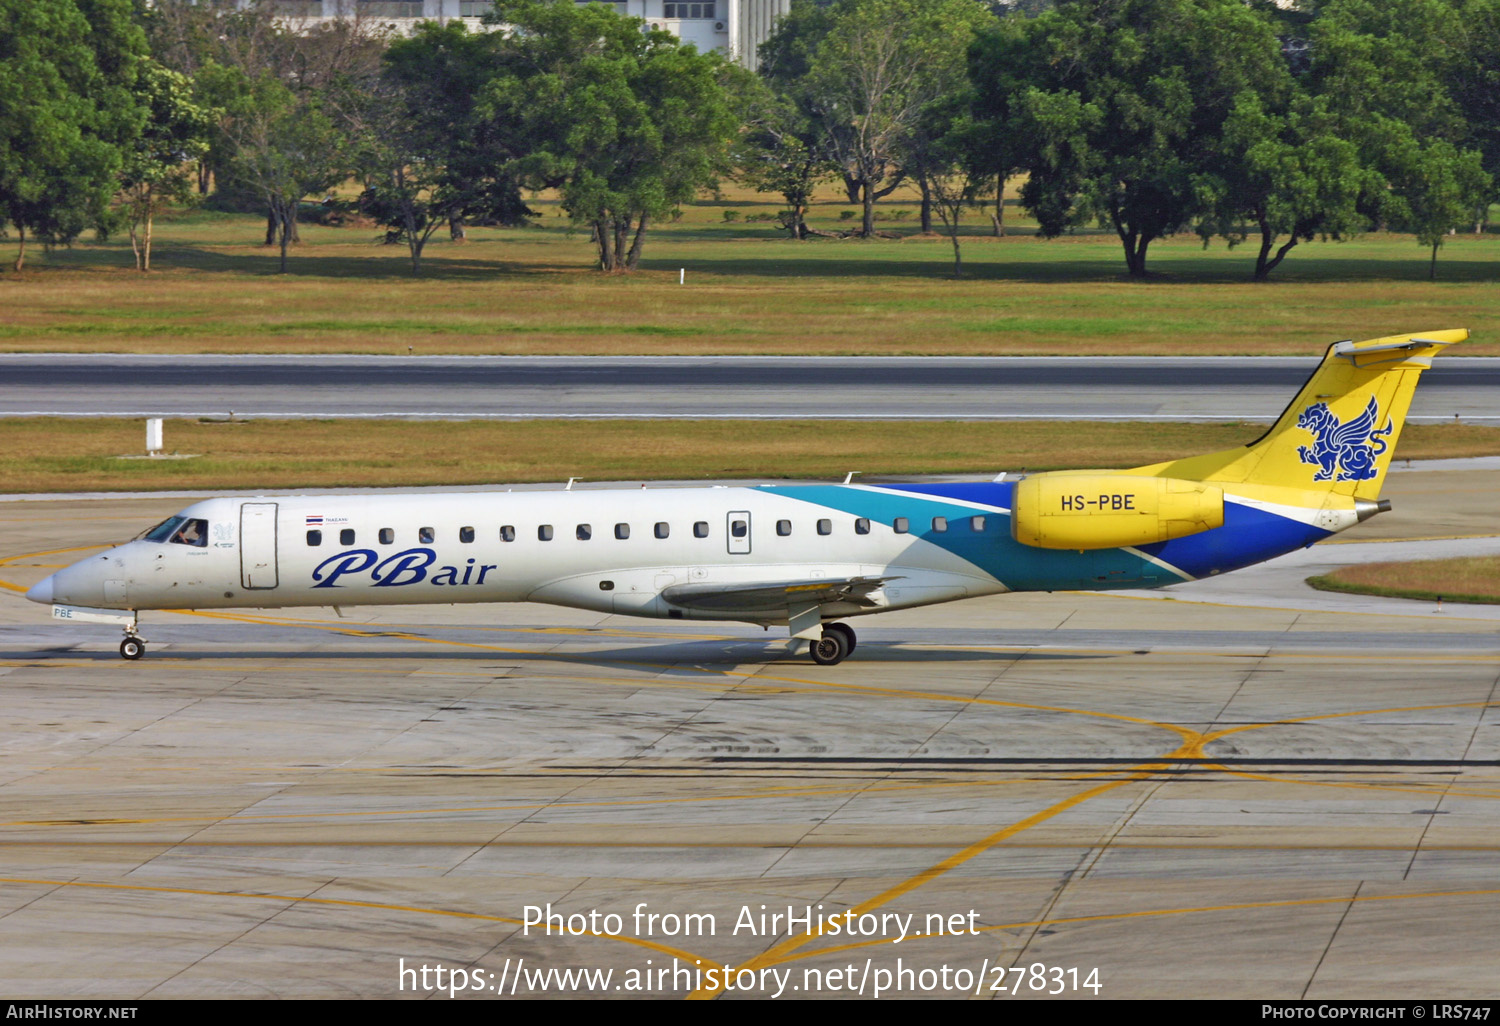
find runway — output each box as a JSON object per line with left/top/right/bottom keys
{"left": 3, "top": 353, "right": 1498, "bottom": 420}
{"left": 0, "top": 466, "right": 1497, "bottom": 999}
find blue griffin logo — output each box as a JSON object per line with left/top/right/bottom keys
{"left": 1295, "top": 396, "right": 1393, "bottom": 482}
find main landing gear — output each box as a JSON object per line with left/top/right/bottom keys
{"left": 809, "top": 622, "right": 856, "bottom": 666}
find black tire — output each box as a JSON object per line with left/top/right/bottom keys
{"left": 809, "top": 631, "right": 848, "bottom": 666}
{"left": 120, "top": 637, "right": 144, "bottom": 661}
{"left": 825, "top": 622, "right": 856, "bottom": 655}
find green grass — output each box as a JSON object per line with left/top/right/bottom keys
{"left": 1307, "top": 555, "right": 1500, "bottom": 605}
{"left": 3, "top": 417, "right": 1498, "bottom": 493}
{"left": 1, "top": 186, "right": 1496, "bottom": 356}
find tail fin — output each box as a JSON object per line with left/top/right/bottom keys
{"left": 1135, "top": 329, "right": 1466, "bottom": 499}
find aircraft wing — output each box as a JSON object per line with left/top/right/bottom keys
{"left": 660, "top": 575, "right": 899, "bottom": 612}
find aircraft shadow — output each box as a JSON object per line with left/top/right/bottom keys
{"left": 5, "top": 638, "right": 1106, "bottom": 667}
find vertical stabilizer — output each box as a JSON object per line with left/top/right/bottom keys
{"left": 1133, "top": 330, "right": 1466, "bottom": 499}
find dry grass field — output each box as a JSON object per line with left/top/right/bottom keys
{"left": 1308, "top": 555, "right": 1500, "bottom": 604}
{"left": 3, "top": 417, "right": 1496, "bottom": 493}
{"left": 2, "top": 185, "right": 1496, "bottom": 357}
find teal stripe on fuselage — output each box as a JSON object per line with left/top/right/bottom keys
{"left": 759, "top": 484, "right": 1176, "bottom": 591}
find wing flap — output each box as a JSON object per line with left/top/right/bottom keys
{"left": 661, "top": 575, "right": 899, "bottom": 612}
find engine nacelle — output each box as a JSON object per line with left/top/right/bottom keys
{"left": 1011, "top": 474, "right": 1224, "bottom": 550}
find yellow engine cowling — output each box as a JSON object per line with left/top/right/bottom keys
{"left": 1011, "top": 474, "right": 1224, "bottom": 550}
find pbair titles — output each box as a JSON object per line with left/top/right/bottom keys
{"left": 523, "top": 903, "right": 980, "bottom": 944}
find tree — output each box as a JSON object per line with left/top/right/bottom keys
{"left": 730, "top": 74, "right": 836, "bottom": 239}
{"left": 0, "top": 0, "right": 147, "bottom": 270}
{"left": 1301, "top": 0, "right": 1488, "bottom": 274}
{"left": 147, "top": 0, "right": 386, "bottom": 241}
{"left": 117, "top": 60, "right": 217, "bottom": 271}
{"left": 966, "top": 12, "right": 1032, "bottom": 237}
{"left": 980, "top": 0, "right": 1286, "bottom": 276}
{"left": 142, "top": 0, "right": 293, "bottom": 196}
{"left": 1385, "top": 138, "right": 1491, "bottom": 277}
{"left": 765, "top": 0, "right": 992, "bottom": 238}
{"left": 1437, "top": 0, "right": 1500, "bottom": 231}
{"left": 379, "top": 20, "right": 533, "bottom": 262}
{"left": 479, "top": 0, "right": 740, "bottom": 272}
{"left": 921, "top": 96, "right": 989, "bottom": 277}
{"left": 220, "top": 75, "right": 347, "bottom": 272}
{"left": 344, "top": 79, "right": 457, "bottom": 275}
{"left": 1198, "top": 89, "right": 1371, "bottom": 280}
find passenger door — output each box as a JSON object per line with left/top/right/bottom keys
{"left": 240, "top": 502, "right": 279, "bottom": 590}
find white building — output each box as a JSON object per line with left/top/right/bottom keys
{"left": 271, "top": 0, "right": 791, "bottom": 69}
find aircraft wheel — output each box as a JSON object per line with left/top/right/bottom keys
{"left": 809, "top": 631, "right": 848, "bottom": 666}
{"left": 120, "top": 637, "right": 145, "bottom": 661}
{"left": 825, "top": 622, "right": 856, "bottom": 655}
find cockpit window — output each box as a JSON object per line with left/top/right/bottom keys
{"left": 170, "top": 518, "right": 208, "bottom": 547}
{"left": 144, "top": 516, "right": 186, "bottom": 543}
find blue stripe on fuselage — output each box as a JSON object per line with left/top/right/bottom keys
{"left": 760, "top": 484, "right": 1332, "bottom": 592}
{"left": 1139, "top": 499, "right": 1332, "bottom": 579}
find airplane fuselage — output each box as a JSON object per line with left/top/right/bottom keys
{"left": 33, "top": 480, "right": 1349, "bottom": 622}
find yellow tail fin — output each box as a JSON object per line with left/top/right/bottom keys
{"left": 1135, "top": 329, "right": 1466, "bottom": 499}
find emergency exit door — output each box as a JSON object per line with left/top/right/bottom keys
{"left": 727, "top": 511, "right": 751, "bottom": 555}
{"left": 240, "top": 502, "right": 279, "bottom": 589}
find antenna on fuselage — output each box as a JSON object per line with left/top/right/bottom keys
{"left": 565, "top": 478, "right": 577, "bottom": 491}
{"left": 843, "top": 471, "right": 861, "bottom": 484}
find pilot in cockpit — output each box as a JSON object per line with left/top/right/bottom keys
{"left": 173, "top": 520, "right": 205, "bottom": 546}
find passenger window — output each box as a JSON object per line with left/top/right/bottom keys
{"left": 970, "top": 516, "right": 985, "bottom": 532}
{"left": 460, "top": 526, "right": 475, "bottom": 543}
{"left": 379, "top": 527, "right": 394, "bottom": 545}
{"left": 419, "top": 526, "right": 435, "bottom": 544}
{"left": 306, "top": 529, "right": 322, "bottom": 546}
{"left": 577, "top": 523, "right": 592, "bottom": 540}
{"left": 777, "top": 520, "right": 791, "bottom": 536}
{"left": 500, "top": 525, "right": 516, "bottom": 542}
{"left": 169, "top": 518, "right": 208, "bottom": 547}
{"left": 932, "top": 517, "right": 947, "bottom": 532}
{"left": 655, "top": 522, "right": 670, "bottom": 539}
{"left": 694, "top": 521, "right": 709, "bottom": 538}
{"left": 615, "top": 523, "right": 629, "bottom": 540}
{"left": 893, "top": 517, "right": 909, "bottom": 534}
{"left": 855, "top": 518, "right": 870, "bottom": 535}
{"left": 340, "top": 529, "right": 355, "bottom": 545}
{"left": 539, "top": 525, "right": 554, "bottom": 541}
{"left": 817, "top": 519, "right": 832, "bottom": 535}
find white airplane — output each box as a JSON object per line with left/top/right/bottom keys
{"left": 28, "top": 330, "right": 1465, "bottom": 665}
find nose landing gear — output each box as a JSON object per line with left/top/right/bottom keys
{"left": 119, "top": 611, "right": 145, "bottom": 660}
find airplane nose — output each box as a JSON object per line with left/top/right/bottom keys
{"left": 26, "top": 575, "right": 54, "bottom": 604}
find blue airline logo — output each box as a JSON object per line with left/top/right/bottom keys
{"left": 1295, "top": 397, "right": 1392, "bottom": 482}
{"left": 311, "top": 548, "right": 498, "bottom": 588}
